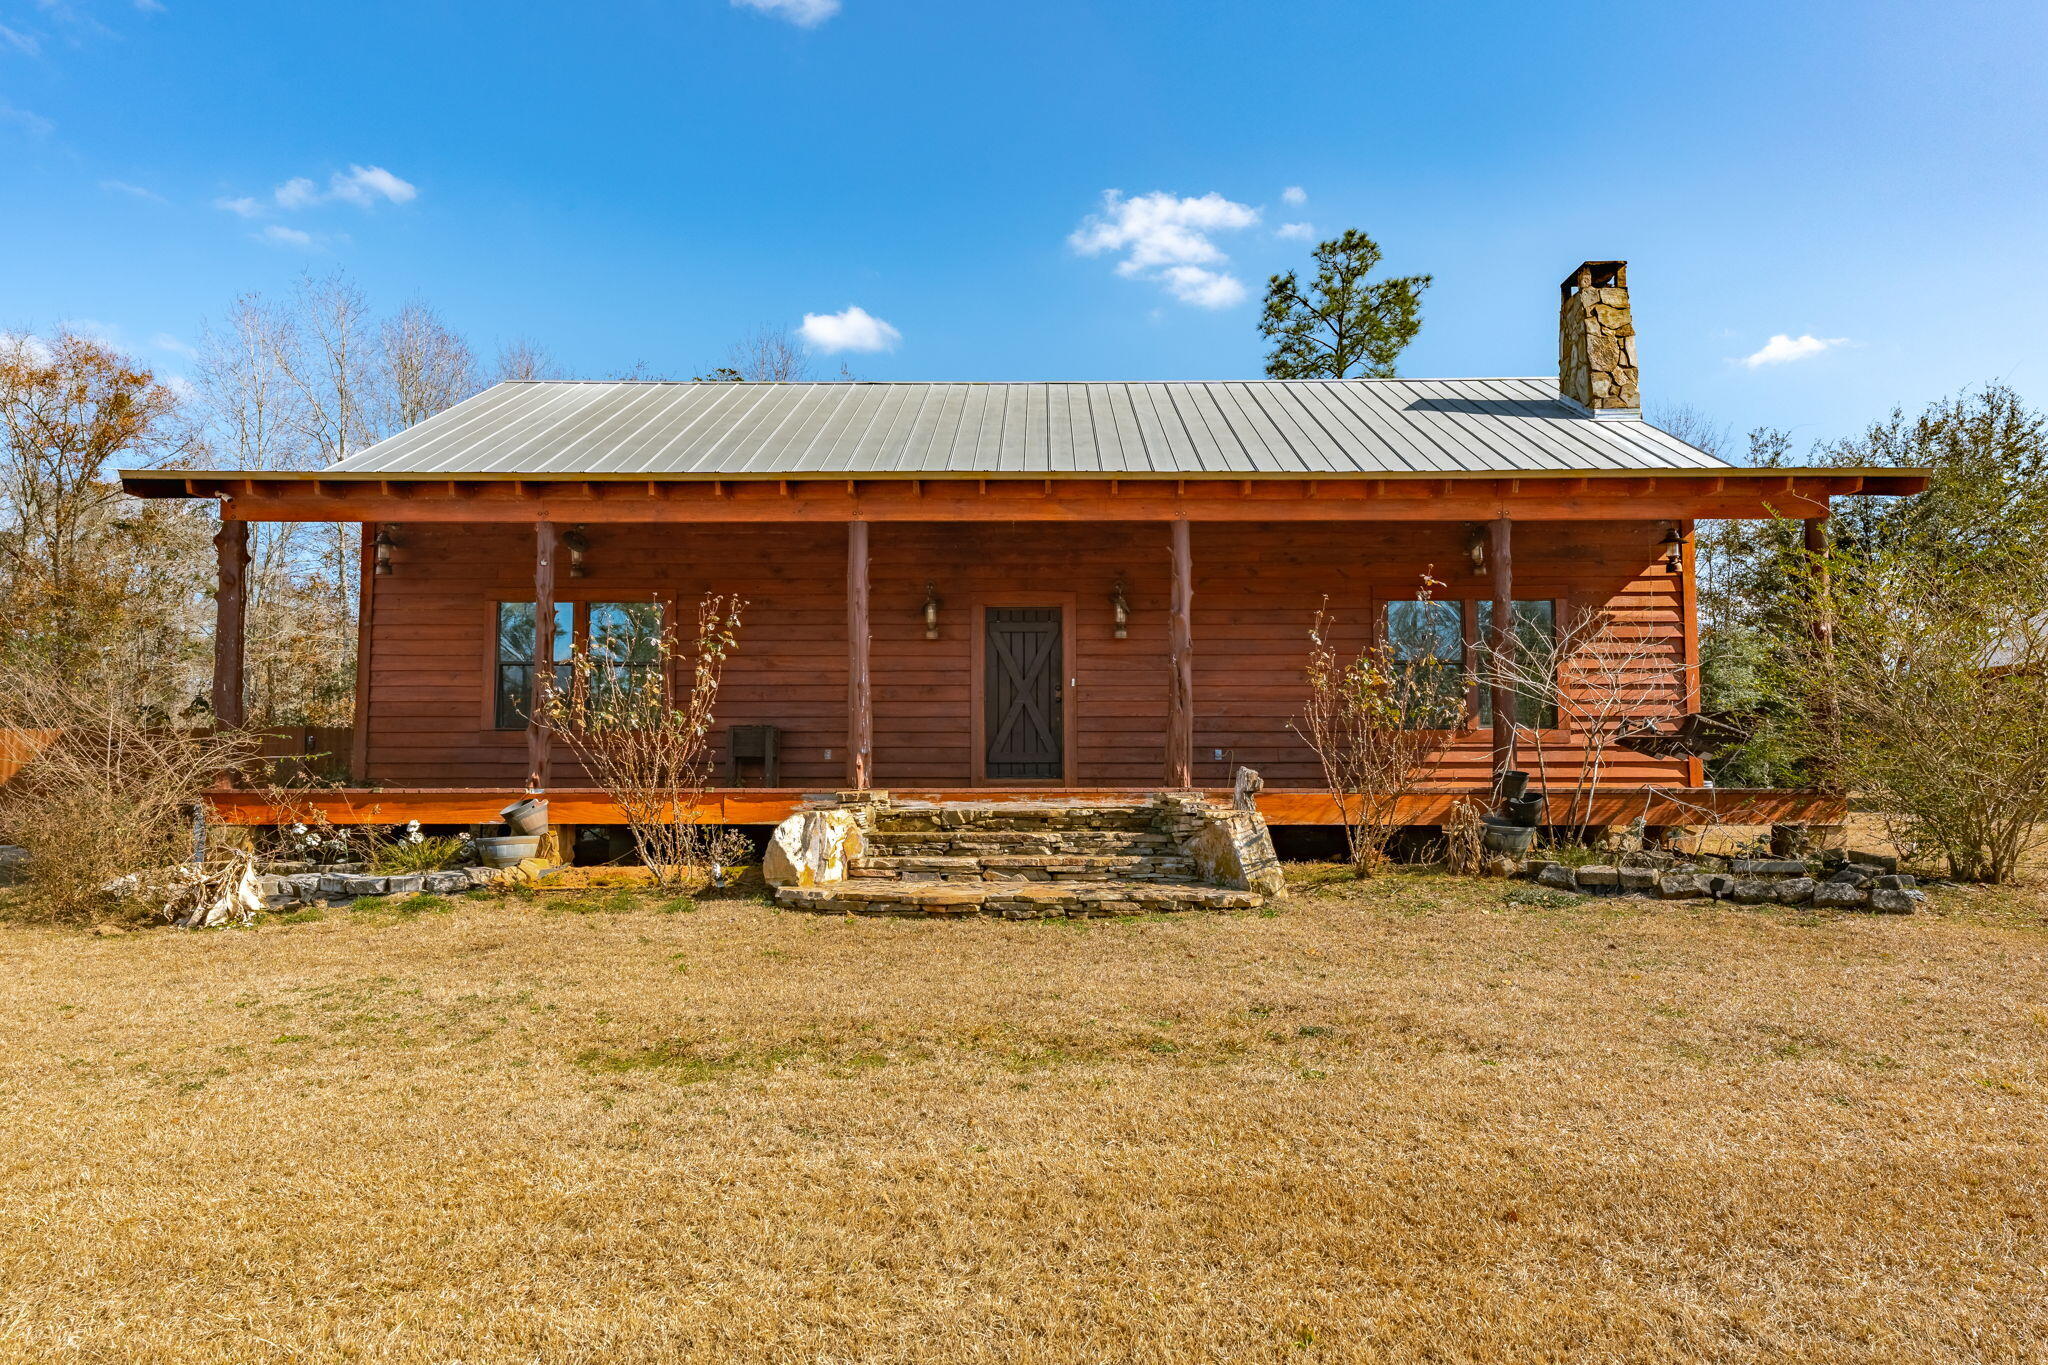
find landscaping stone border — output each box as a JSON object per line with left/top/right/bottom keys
{"left": 1527, "top": 849, "right": 1925, "bottom": 912}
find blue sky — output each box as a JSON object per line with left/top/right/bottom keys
{"left": 5, "top": 0, "right": 2046, "bottom": 449}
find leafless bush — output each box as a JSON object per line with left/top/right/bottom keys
{"left": 0, "top": 655, "right": 256, "bottom": 922}
{"left": 1442, "top": 799, "right": 1487, "bottom": 875}
{"left": 543, "top": 595, "right": 746, "bottom": 889}
{"left": 1478, "top": 604, "right": 1692, "bottom": 832}
{"left": 1294, "top": 587, "right": 1466, "bottom": 876}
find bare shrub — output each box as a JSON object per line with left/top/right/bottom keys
{"left": 0, "top": 655, "right": 256, "bottom": 922}
{"left": 1477, "top": 604, "right": 1692, "bottom": 832}
{"left": 1442, "top": 798, "right": 1487, "bottom": 875}
{"left": 1295, "top": 587, "right": 1465, "bottom": 876}
{"left": 543, "top": 594, "right": 745, "bottom": 889}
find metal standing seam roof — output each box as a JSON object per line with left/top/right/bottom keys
{"left": 317, "top": 378, "right": 1732, "bottom": 479}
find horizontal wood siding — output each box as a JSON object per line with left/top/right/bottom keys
{"left": 1190, "top": 520, "right": 1692, "bottom": 788}
{"left": 868, "top": 523, "right": 1167, "bottom": 786}
{"left": 366, "top": 523, "right": 847, "bottom": 788}
{"left": 363, "top": 519, "right": 1692, "bottom": 793}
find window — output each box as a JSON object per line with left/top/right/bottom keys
{"left": 1383, "top": 599, "right": 1466, "bottom": 727}
{"left": 1476, "top": 600, "right": 1559, "bottom": 729}
{"left": 586, "top": 602, "right": 664, "bottom": 710}
{"left": 493, "top": 601, "right": 662, "bottom": 729}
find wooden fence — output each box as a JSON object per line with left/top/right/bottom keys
{"left": 0, "top": 726, "right": 355, "bottom": 788}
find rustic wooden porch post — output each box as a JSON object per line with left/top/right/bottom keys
{"left": 1488, "top": 514, "right": 1516, "bottom": 789}
{"left": 528, "top": 517, "right": 557, "bottom": 793}
{"left": 1802, "top": 511, "right": 1833, "bottom": 649}
{"left": 211, "top": 517, "right": 250, "bottom": 729}
{"left": 1166, "top": 519, "right": 1194, "bottom": 788}
{"left": 847, "top": 520, "right": 872, "bottom": 789}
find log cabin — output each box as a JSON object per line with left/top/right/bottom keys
{"left": 121, "top": 260, "right": 1924, "bottom": 835}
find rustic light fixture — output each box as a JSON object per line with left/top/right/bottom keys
{"left": 1661, "top": 525, "right": 1685, "bottom": 574}
{"left": 562, "top": 527, "right": 591, "bottom": 579}
{"left": 922, "top": 581, "right": 940, "bottom": 640}
{"left": 372, "top": 525, "right": 399, "bottom": 576}
{"left": 1466, "top": 526, "right": 1487, "bottom": 576}
{"left": 1110, "top": 576, "right": 1130, "bottom": 639}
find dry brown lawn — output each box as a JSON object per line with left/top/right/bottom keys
{"left": 2, "top": 873, "right": 2045, "bottom": 1363}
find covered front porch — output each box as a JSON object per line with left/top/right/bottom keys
{"left": 148, "top": 467, "right": 1907, "bottom": 832}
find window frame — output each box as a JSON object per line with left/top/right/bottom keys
{"left": 1376, "top": 593, "right": 1566, "bottom": 735}
{"left": 483, "top": 595, "right": 668, "bottom": 732}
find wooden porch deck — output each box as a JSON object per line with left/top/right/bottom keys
{"left": 207, "top": 786, "right": 1846, "bottom": 828}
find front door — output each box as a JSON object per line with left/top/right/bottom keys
{"left": 983, "top": 607, "right": 1065, "bottom": 781}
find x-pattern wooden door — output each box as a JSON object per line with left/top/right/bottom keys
{"left": 983, "top": 607, "right": 1064, "bottom": 780}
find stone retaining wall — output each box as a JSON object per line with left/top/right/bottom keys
{"left": 1528, "top": 850, "right": 1926, "bottom": 912}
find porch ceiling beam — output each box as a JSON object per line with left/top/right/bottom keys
{"left": 192, "top": 474, "right": 1913, "bottom": 525}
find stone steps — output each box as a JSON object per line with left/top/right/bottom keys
{"left": 864, "top": 830, "right": 1176, "bottom": 856}
{"left": 871, "top": 802, "right": 1158, "bottom": 836}
{"left": 848, "top": 853, "right": 1199, "bottom": 883}
{"left": 775, "top": 878, "right": 1263, "bottom": 919}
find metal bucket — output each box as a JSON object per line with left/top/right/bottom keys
{"left": 499, "top": 798, "right": 549, "bottom": 837}
{"left": 474, "top": 835, "right": 542, "bottom": 868}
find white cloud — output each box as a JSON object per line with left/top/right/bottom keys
{"left": 0, "top": 22, "right": 40, "bottom": 54}
{"left": 101, "top": 179, "right": 166, "bottom": 202}
{"left": 1739, "top": 333, "right": 1851, "bottom": 368}
{"left": 0, "top": 99, "right": 53, "bottom": 137}
{"left": 1275, "top": 221, "right": 1314, "bottom": 241}
{"left": 258, "top": 224, "right": 322, "bottom": 250}
{"left": 1068, "top": 189, "right": 1260, "bottom": 308}
{"left": 242, "top": 165, "right": 418, "bottom": 214}
{"left": 151, "top": 331, "right": 197, "bottom": 358}
{"left": 1281, "top": 185, "right": 1307, "bottom": 206}
{"left": 135, "top": 0, "right": 166, "bottom": 12}
{"left": 326, "top": 163, "right": 416, "bottom": 206}
{"left": 733, "top": 0, "right": 839, "bottom": 25}
{"left": 799, "top": 305, "right": 901, "bottom": 353}
{"left": 1160, "top": 266, "right": 1246, "bottom": 309}
{"left": 273, "top": 176, "right": 320, "bottom": 209}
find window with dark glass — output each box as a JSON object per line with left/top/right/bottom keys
{"left": 495, "top": 602, "right": 574, "bottom": 729}
{"left": 1476, "top": 599, "right": 1559, "bottom": 728}
{"left": 585, "top": 602, "right": 664, "bottom": 711}
{"left": 1383, "top": 598, "right": 1466, "bottom": 727}
{"left": 494, "top": 601, "right": 664, "bottom": 729}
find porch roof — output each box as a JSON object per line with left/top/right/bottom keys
{"left": 179, "top": 377, "right": 1733, "bottom": 481}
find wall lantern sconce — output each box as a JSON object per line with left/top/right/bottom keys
{"left": 1110, "top": 576, "right": 1130, "bottom": 639}
{"left": 562, "top": 527, "right": 591, "bottom": 579}
{"left": 1661, "top": 525, "right": 1685, "bottom": 574}
{"left": 373, "top": 525, "right": 399, "bottom": 576}
{"left": 922, "top": 581, "right": 941, "bottom": 640}
{"left": 1466, "top": 525, "right": 1488, "bottom": 576}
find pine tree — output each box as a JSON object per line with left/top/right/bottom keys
{"left": 1259, "top": 229, "right": 1431, "bottom": 379}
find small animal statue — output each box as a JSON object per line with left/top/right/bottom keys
{"left": 1232, "top": 765, "right": 1265, "bottom": 813}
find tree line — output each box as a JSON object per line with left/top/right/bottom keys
{"left": 0, "top": 275, "right": 819, "bottom": 728}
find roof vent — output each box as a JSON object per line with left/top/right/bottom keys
{"left": 1559, "top": 260, "right": 1639, "bottom": 416}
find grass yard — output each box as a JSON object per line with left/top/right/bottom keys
{"left": 2, "top": 873, "right": 2045, "bottom": 1363}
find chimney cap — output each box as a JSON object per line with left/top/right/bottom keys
{"left": 1562, "top": 260, "right": 1627, "bottom": 297}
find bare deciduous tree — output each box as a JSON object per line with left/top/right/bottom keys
{"left": 543, "top": 595, "right": 750, "bottom": 888}
{"left": 1294, "top": 587, "right": 1466, "bottom": 875}
{"left": 724, "top": 325, "right": 812, "bottom": 383}
{"left": 1476, "top": 604, "right": 1693, "bottom": 832}
{"left": 381, "top": 301, "right": 481, "bottom": 429}
{"left": 493, "top": 336, "right": 567, "bottom": 383}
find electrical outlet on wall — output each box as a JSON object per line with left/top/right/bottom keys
{"left": 1213, "top": 749, "right": 1224, "bottom": 760}
{"left": 824, "top": 748, "right": 833, "bottom": 760}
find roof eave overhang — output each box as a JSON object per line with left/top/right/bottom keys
{"left": 115, "top": 466, "right": 1928, "bottom": 524}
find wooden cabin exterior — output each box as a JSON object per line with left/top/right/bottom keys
{"left": 122, "top": 262, "right": 1924, "bottom": 831}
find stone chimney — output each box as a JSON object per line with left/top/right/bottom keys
{"left": 1558, "top": 260, "right": 1639, "bottom": 414}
